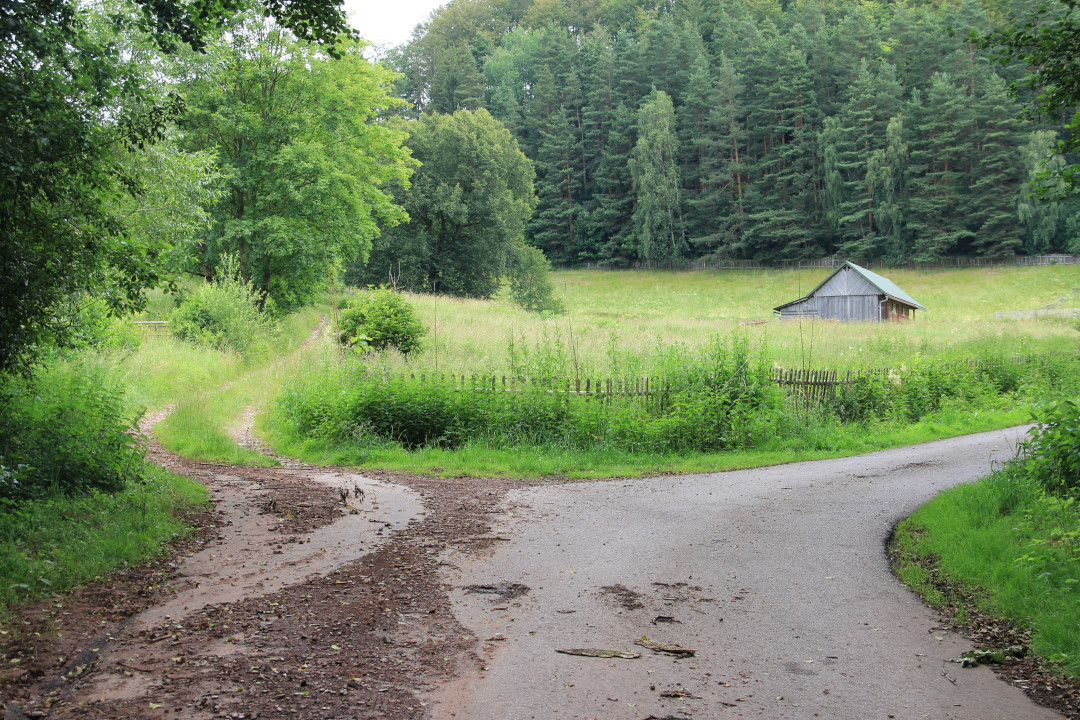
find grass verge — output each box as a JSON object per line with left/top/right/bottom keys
{"left": 137, "top": 305, "right": 326, "bottom": 465}
{"left": 0, "top": 466, "right": 207, "bottom": 619}
{"left": 891, "top": 466, "right": 1080, "bottom": 680}
{"left": 263, "top": 393, "right": 1030, "bottom": 478}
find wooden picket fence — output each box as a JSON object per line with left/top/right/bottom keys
{"left": 768, "top": 368, "right": 889, "bottom": 405}
{"left": 367, "top": 349, "right": 1077, "bottom": 410}
{"left": 371, "top": 371, "right": 661, "bottom": 397}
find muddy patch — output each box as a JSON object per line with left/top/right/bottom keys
{"left": 464, "top": 583, "right": 530, "bottom": 601}
{"left": 599, "top": 583, "right": 646, "bottom": 610}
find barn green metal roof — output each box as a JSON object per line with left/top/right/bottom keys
{"left": 841, "top": 262, "right": 926, "bottom": 310}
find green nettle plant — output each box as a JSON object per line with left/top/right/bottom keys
{"left": 0, "top": 363, "right": 145, "bottom": 501}
{"left": 339, "top": 286, "right": 426, "bottom": 356}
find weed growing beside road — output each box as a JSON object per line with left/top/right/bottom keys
{"left": 0, "top": 466, "right": 206, "bottom": 616}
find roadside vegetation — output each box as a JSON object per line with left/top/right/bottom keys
{"left": 0, "top": 286, "right": 322, "bottom": 617}
{"left": 267, "top": 266, "right": 1080, "bottom": 478}
{"left": 892, "top": 400, "right": 1080, "bottom": 680}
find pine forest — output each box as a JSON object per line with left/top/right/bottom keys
{"left": 370, "top": 0, "right": 1080, "bottom": 272}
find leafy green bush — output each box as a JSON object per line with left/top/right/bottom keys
{"left": 835, "top": 372, "right": 895, "bottom": 422}
{"left": 0, "top": 362, "right": 145, "bottom": 501}
{"left": 274, "top": 334, "right": 784, "bottom": 453}
{"left": 339, "top": 286, "right": 425, "bottom": 356}
{"left": 1017, "top": 399, "right": 1080, "bottom": 495}
{"left": 171, "top": 256, "right": 276, "bottom": 357}
{"left": 508, "top": 243, "right": 565, "bottom": 314}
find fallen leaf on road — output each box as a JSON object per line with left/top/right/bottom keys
{"left": 660, "top": 688, "right": 701, "bottom": 699}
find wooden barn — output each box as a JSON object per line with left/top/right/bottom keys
{"left": 773, "top": 262, "right": 925, "bottom": 322}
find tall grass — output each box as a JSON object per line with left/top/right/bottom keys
{"left": 0, "top": 301, "right": 324, "bottom": 616}
{"left": 268, "top": 326, "right": 1075, "bottom": 477}
{"left": 0, "top": 466, "right": 206, "bottom": 615}
{"left": 145, "top": 305, "right": 325, "bottom": 463}
{"left": 370, "top": 266, "right": 1080, "bottom": 375}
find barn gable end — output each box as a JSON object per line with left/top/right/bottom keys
{"left": 815, "top": 267, "right": 878, "bottom": 297}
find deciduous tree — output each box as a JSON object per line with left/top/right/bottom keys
{"left": 182, "top": 16, "right": 414, "bottom": 310}
{"left": 356, "top": 109, "right": 537, "bottom": 299}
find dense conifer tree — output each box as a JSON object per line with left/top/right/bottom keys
{"left": 386, "top": 0, "right": 1080, "bottom": 266}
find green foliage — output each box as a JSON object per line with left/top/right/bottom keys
{"left": 508, "top": 243, "right": 566, "bottom": 314}
{"left": 0, "top": 362, "right": 145, "bottom": 501}
{"left": 339, "top": 287, "right": 426, "bottom": 356}
{"left": 831, "top": 353, "right": 1079, "bottom": 425}
{"left": 352, "top": 109, "right": 537, "bottom": 299}
{"left": 0, "top": 0, "right": 329, "bottom": 376}
{"left": 181, "top": 15, "right": 414, "bottom": 311}
{"left": 834, "top": 372, "right": 896, "bottom": 423}
{"left": 0, "top": 464, "right": 205, "bottom": 612}
{"left": 893, "top": 462, "right": 1080, "bottom": 679}
{"left": 170, "top": 256, "right": 277, "bottom": 357}
{"left": 1018, "top": 399, "right": 1080, "bottom": 495}
{"left": 389, "top": 0, "right": 1080, "bottom": 266}
{"left": 0, "top": 0, "right": 179, "bottom": 374}
{"left": 980, "top": 0, "right": 1080, "bottom": 197}
{"left": 631, "top": 90, "right": 686, "bottom": 264}
{"left": 275, "top": 334, "right": 786, "bottom": 454}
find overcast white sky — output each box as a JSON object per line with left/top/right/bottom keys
{"left": 342, "top": 0, "right": 449, "bottom": 50}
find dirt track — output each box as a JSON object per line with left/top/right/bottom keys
{"left": 2, "top": 425, "right": 1077, "bottom": 720}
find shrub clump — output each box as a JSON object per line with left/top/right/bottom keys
{"left": 0, "top": 362, "right": 145, "bottom": 502}
{"left": 508, "top": 243, "right": 565, "bottom": 314}
{"left": 274, "top": 334, "right": 784, "bottom": 453}
{"left": 339, "top": 286, "right": 426, "bottom": 356}
{"left": 1017, "top": 399, "right": 1080, "bottom": 496}
{"left": 171, "top": 256, "right": 276, "bottom": 356}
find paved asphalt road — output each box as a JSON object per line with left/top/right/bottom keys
{"left": 429, "top": 426, "right": 1062, "bottom": 720}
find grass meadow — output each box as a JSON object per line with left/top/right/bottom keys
{"left": 370, "top": 265, "right": 1080, "bottom": 376}
{"left": 266, "top": 265, "right": 1080, "bottom": 479}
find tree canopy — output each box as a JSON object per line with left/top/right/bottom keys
{"left": 387, "top": 0, "right": 1080, "bottom": 267}
{"left": 181, "top": 15, "right": 414, "bottom": 310}
{"left": 0, "top": 0, "right": 350, "bottom": 373}
{"left": 352, "top": 109, "right": 537, "bottom": 299}
{"left": 982, "top": 0, "right": 1080, "bottom": 196}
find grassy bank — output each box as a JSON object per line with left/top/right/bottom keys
{"left": 112, "top": 304, "right": 326, "bottom": 464}
{"left": 0, "top": 466, "right": 206, "bottom": 615}
{"left": 265, "top": 398, "right": 1030, "bottom": 478}
{"left": 892, "top": 449, "right": 1080, "bottom": 680}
